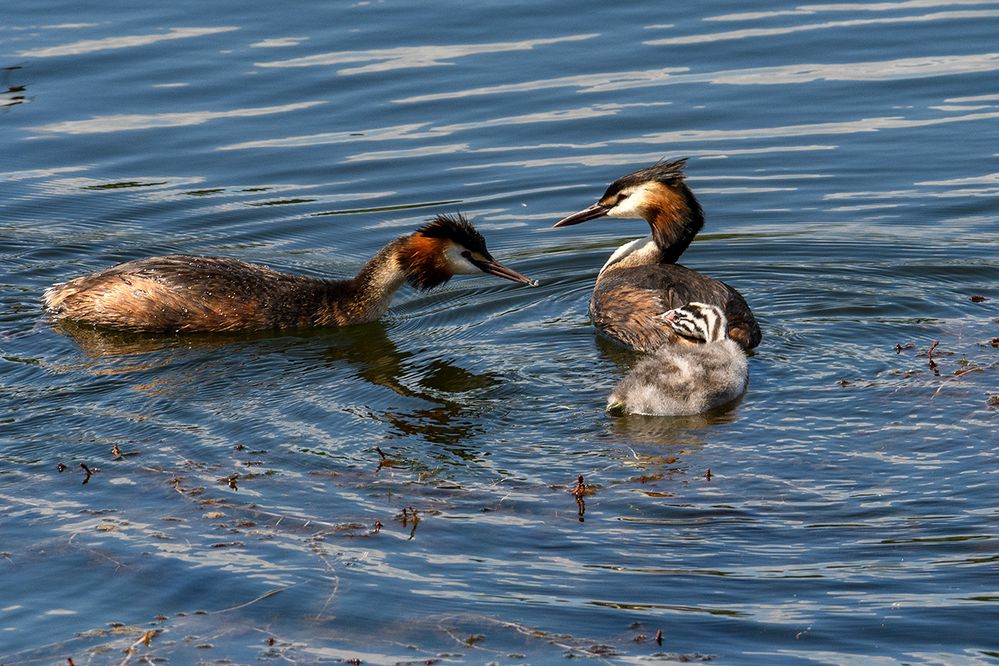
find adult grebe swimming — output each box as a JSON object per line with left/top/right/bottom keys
{"left": 607, "top": 303, "right": 748, "bottom": 416}
{"left": 43, "top": 213, "right": 536, "bottom": 333}
{"left": 553, "top": 159, "right": 760, "bottom": 352}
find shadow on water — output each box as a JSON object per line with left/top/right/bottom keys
{"left": 608, "top": 404, "right": 741, "bottom": 447}
{"left": 50, "top": 319, "right": 279, "bottom": 358}
{"left": 52, "top": 318, "right": 500, "bottom": 451}
{"left": 2, "top": 66, "right": 27, "bottom": 110}
{"left": 320, "top": 323, "right": 499, "bottom": 450}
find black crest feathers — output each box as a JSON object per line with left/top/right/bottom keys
{"left": 415, "top": 213, "right": 489, "bottom": 257}
{"left": 605, "top": 157, "right": 689, "bottom": 197}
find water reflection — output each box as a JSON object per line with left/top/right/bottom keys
{"left": 53, "top": 320, "right": 499, "bottom": 448}
{"left": 322, "top": 324, "right": 497, "bottom": 448}
{"left": 1, "top": 66, "right": 27, "bottom": 109}
{"left": 218, "top": 102, "right": 664, "bottom": 152}
{"left": 609, "top": 405, "right": 741, "bottom": 445}
{"left": 705, "top": 0, "right": 998, "bottom": 23}
{"left": 250, "top": 37, "right": 308, "bottom": 49}
{"left": 17, "top": 27, "right": 239, "bottom": 58}
{"left": 51, "top": 320, "right": 198, "bottom": 358}
{"left": 28, "top": 101, "right": 324, "bottom": 135}
{"left": 397, "top": 53, "right": 999, "bottom": 103}
{"left": 254, "top": 34, "right": 597, "bottom": 75}
{"left": 647, "top": 9, "right": 999, "bottom": 45}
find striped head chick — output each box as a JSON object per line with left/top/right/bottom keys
{"left": 659, "top": 302, "right": 727, "bottom": 345}
{"left": 606, "top": 301, "right": 748, "bottom": 417}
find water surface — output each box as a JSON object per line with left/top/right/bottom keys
{"left": 2, "top": 1, "right": 998, "bottom": 663}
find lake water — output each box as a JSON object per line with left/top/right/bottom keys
{"left": 2, "top": 1, "right": 998, "bottom": 663}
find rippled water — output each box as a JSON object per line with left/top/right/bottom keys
{"left": 2, "top": 1, "right": 998, "bottom": 663}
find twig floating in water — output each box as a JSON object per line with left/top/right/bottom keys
{"left": 927, "top": 340, "right": 940, "bottom": 376}
{"left": 213, "top": 587, "right": 284, "bottom": 614}
{"left": 374, "top": 446, "right": 402, "bottom": 471}
{"left": 80, "top": 463, "right": 95, "bottom": 485}
{"left": 408, "top": 508, "right": 419, "bottom": 540}
{"left": 118, "top": 629, "right": 160, "bottom": 666}
{"left": 398, "top": 506, "right": 421, "bottom": 539}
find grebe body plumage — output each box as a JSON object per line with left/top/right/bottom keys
{"left": 554, "top": 159, "right": 760, "bottom": 352}
{"left": 607, "top": 303, "right": 748, "bottom": 416}
{"left": 43, "top": 214, "right": 535, "bottom": 333}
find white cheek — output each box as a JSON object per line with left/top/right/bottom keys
{"left": 607, "top": 184, "right": 652, "bottom": 219}
{"left": 445, "top": 246, "right": 480, "bottom": 275}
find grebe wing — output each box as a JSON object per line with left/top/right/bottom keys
{"left": 102, "top": 255, "right": 297, "bottom": 291}
{"left": 589, "top": 283, "right": 677, "bottom": 353}
{"left": 590, "top": 264, "right": 761, "bottom": 352}
{"left": 46, "top": 255, "right": 326, "bottom": 332}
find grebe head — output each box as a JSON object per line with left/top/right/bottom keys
{"left": 553, "top": 158, "right": 697, "bottom": 228}
{"left": 400, "top": 213, "right": 536, "bottom": 290}
{"left": 553, "top": 159, "right": 704, "bottom": 264}
{"left": 661, "top": 302, "right": 727, "bottom": 344}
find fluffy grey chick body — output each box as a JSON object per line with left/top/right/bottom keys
{"left": 607, "top": 302, "right": 748, "bottom": 416}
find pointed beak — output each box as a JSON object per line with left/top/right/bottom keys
{"left": 553, "top": 202, "right": 611, "bottom": 228}
{"left": 473, "top": 257, "right": 538, "bottom": 287}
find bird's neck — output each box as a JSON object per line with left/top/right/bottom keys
{"left": 354, "top": 240, "right": 411, "bottom": 315}
{"left": 646, "top": 183, "right": 704, "bottom": 264}
{"left": 598, "top": 235, "right": 660, "bottom": 276}
{"left": 318, "top": 239, "right": 409, "bottom": 326}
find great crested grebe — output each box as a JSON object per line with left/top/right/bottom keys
{"left": 606, "top": 302, "right": 747, "bottom": 416}
{"left": 43, "top": 213, "right": 536, "bottom": 333}
{"left": 553, "top": 159, "right": 761, "bottom": 353}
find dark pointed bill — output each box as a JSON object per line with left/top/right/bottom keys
{"left": 473, "top": 257, "right": 538, "bottom": 286}
{"left": 552, "top": 202, "right": 611, "bottom": 228}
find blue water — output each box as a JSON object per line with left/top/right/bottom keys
{"left": 2, "top": 1, "right": 998, "bottom": 663}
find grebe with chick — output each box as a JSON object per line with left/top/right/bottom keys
{"left": 553, "top": 159, "right": 761, "bottom": 353}
{"left": 606, "top": 302, "right": 747, "bottom": 416}
{"left": 43, "top": 213, "right": 536, "bottom": 333}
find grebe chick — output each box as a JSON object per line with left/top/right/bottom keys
{"left": 43, "top": 213, "right": 536, "bottom": 333}
{"left": 606, "top": 303, "right": 747, "bottom": 417}
{"left": 553, "top": 159, "right": 761, "bottom": 352}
